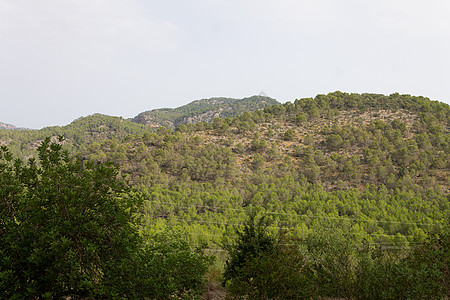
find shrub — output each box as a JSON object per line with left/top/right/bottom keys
{"left": 283, "top": 129, "right": 296, "bottom": 141}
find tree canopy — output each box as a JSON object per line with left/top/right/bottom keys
{"left": 0, "top": 137, "right": 210, "bottom": 299}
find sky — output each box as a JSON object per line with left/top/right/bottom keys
{"left": 1, "top": 0, "right": 449, "bottom": 129}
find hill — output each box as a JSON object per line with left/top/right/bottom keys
{"left": 0, "top": 96, "right": 279, "bottom": 160}
{"left": 0, "top": 121, "right": 18, "bottom": 130}
{"left": 2, "top": 91, "right": 449, "bottom": 238}
{"left": 79, "top": 92, "right": 449, "bottom": 242}
{"left": 2, "top": 91, "right": 449, "bottom": 298}
{"left": 131, "top": 95, "right": 280, "bottom": 129}
{"left": 0, "top": 114, "right": 152, "bottom": 159}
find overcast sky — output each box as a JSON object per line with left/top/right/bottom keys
{"left": 1, "top": 0, "right": 449, "bottom": 129}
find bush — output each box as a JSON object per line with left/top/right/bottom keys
{"left": 222, "top": 213, "right": 275, "bottom": 297}
{"left": 283, "top": 129, "right": 296, "bottom": 141}
{"left": 131, "top": 229, "right": 213, "bottom": 299}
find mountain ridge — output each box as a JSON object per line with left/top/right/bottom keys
{"left": 0, "top": 121, "right": 18, "bottom": 130}
{"left": 131, "top": 95, "right": 280, "bottom": 129}
{"left": 80, "top": 91, "right": 449, "bottom": 193}
{"left": 1, "top": 95, "right": 279, "bottom": 130}
{"left": 0, "top": 95, "right": 279, "bottom": 158}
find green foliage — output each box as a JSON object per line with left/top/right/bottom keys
{"left": 0, "top": 114, "right": 152, "bottom": 162}
{"left": 223, "top": 223, "right": 449, "bottom": 300}
{"left": 222, "top": 220, "right": 358, "bottom": 299}
{"left": 128, "top": 229, "right": 212, "bottom": 299}
{"left": 0, "top": 138, "right": 211, "bottom": 298}
{"left": 1, "top": 137, "right": 138, "bottom": 297}
{"left": 132, "top": 95, "right": 280, "bottom": 129}
{"left": 326, "top": 133, "right": 344, "bottom": 150}
{"left": 250, "top": 138, "right": 267, "bottom": 152}
{"left": 304, "top": 227, "right": 358, "bottom": 298}
{"left": 283, "top": 128, "right": 296, "bottom": 141}
{"left": 356, "top": 227, "right": 449, "bottom": 299}
{"left": 2, "top": 92, "right": 449, "bottom": 297}
{"left": 222, "top": 213, "right": 276, "bottom": 298}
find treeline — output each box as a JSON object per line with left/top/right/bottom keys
{"left": 0, "top": 96, "right": 280, "bottom": 160}
{"left": 0, "top": 114, "right": 152, "bottom": 160}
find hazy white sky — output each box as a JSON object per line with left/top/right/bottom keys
{"left": 1, "top": 0, "right": 449, "bottom": 129}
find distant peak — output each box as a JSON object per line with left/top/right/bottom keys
{"left": 259, "top": 91, "right": 268, "bottom": 97}
{"left": 0, "top": 121, "right": 18, "bottom": 130}
{"left": 131, "top": 95, "right": 280, "bottom": 128}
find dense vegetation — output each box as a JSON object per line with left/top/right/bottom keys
{"left": 0, "top": 96, "right": 278, "bottom": 161}
{"left": 1, "top": 91, "right": 449, "bottom": 298}
{"left": 0, "top": 114, "right": 152, "bottom": 161}
{"left": 222, "top": 213, "right": 449, "bottom": 299}
{"left": 0, "top": 137, "right": 211, "bottom": 299}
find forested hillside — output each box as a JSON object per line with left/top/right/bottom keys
{"left": 0, "top": 96, "right": 278, "bottom": 160}
{"left": 0, "top": 114, "right": 154, "bottom": 160}
{"left": 131, "top": 95, "right": 280, "bottom": 129}
{"left": 95, "top": 92, "right": 450, "bottom": 297}
{"left": 80, "top": 92, "right": 449, "bottom": 298}
{"left": 1, "top": 91, "right": 449, "bottom": 298}
{"left": 78, "top": 92, "right": 448, "bottom": 231}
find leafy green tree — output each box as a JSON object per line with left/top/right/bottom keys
{"left": 251, "top": 153, "right": 265, "bottom": 171}
{"left": 222, "top": 213, "right": 275, "bottom": 296}
{"left": 326, "top": 133, "right": 344, "bottom": 150}
{"left": 233, "top": 142, "right": 246, "bottom": 154}
{"left": 294, "top": 113, "right": 307, "bottom": 125}
{"left": 283, "top": 129, "right": 296, "bottom": 141}
{"left": 305, "top": 227, "right": 358, "bottom": 298}
{"left": 1, "top": 137, "right": 140, "bottom": 298}
{"left": 0, "top": 137, "right": 211, "bottom": 299}
{"left": 135, "top": 229, "right": 213, "bottom": 299}
{"left": 250, "top": 138, "right": 267, "bottom": 152}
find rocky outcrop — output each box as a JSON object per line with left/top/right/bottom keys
{"left": 131, "top": 95, "right": 280, "bottom": 129}
{"left": 0, "top": 122, "right": 17, "bottom": 130}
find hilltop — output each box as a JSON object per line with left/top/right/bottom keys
{"left": 0, "top": 114, "right": 152, "bottom": 159}
{"left": 82, "top": 92, "right": 450, "bottom": 194}
{"left": 0, "top": 121, "right": 18, "bottom": 130}
{"left": 0, "top": 95, "right": 280, "bottom": 159}
{"left": 131, "top": 95, "right": 280, "bottom": 129}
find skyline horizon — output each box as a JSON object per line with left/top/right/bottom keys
{"left": 2, "top": 1, "right": 449, "bottom": 129}
{"left": 2, "top": 90, "right": 448, "bottom": 130}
